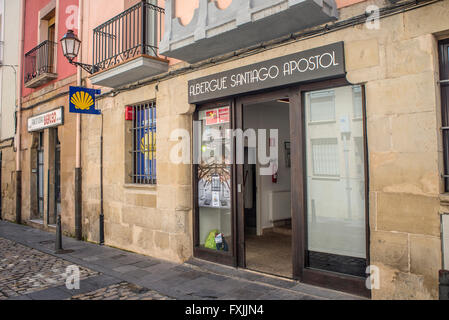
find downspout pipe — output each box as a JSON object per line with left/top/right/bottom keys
{"left": 74, "top": 0, "right": 83, "bottom": 240}
{"left": 15, "top": 0, "right": 26, "bottom": 224}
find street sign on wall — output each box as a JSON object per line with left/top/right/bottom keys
{"left": 28, "top": 107, "right": 64, "bottom": 132}
{"left": 69, "top": 86, "right": 101, "bottom": 115}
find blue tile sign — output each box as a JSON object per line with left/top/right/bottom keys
{"left": 69, "top": 86, "right": 101, "bottom": 115}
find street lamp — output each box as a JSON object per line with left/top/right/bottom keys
{"left": 60, "top": 30, "right": 97, "bottom": 74}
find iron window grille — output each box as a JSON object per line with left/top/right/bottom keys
{"left": 130, "top": 102, "right": 156, "bottom": 184}
{"left": 439, "top": 39, "right": 449, "bottom": 191}
{"left": 311, "top": 138, "right": 340, "bottom": 177}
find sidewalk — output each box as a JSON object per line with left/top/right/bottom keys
{"left": 0, "top": 220, "right": 363, "bottom": 300}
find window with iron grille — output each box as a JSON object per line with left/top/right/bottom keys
{"left": 439, "top": 40, "right": 449, "bottom": 191}
{"left": 130, "top": 102, "right": 156, "bottom": 184}
{"left": 311, "top": 138, "right": 340, "bottom": 177}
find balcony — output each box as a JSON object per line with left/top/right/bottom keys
{"left": 24, "top": 40, "right": 58, "bottom": 88}
{"left": 160, "top": 0, "right": 339, "bottom": 63}
{"left": 89, "top": 1, "right": 168, "bottom": 89}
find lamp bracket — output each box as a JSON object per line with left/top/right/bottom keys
{"left": 68, "top": 59, "right": 98, "bottom": 74}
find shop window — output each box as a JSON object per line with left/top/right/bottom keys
{"left": 308, "top": 90, "right": 335, "bottom": 122}
{"left": 126, "top": 101, "right": 157, "bottom": 184}
{"left": 439, "top": 39, "right": 449, "bottom": 192}
{"left": 195, "top": 105, "right": 232, "bottom": 252}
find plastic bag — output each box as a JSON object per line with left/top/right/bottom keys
{"left": 205, "top": 229, "right": 219, "bottom": 250}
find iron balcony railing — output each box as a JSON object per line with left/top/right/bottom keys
{"left": 24, "top": 40, "right": 57, "bottom": 84}
{"left": 93, "top": 1, "right": 164, "bottom": 72}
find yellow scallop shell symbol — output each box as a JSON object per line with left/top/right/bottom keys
{"left": 71, "top": 91, "right": 94, "bottom": 110}
{"left": 140, "top": 132, "right": 156, "bottom": 160}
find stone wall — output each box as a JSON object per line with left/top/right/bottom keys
{"left": 0, "top": 143, "right": 16, "bottom": 222}
{"left": 18, "top": 77, "right": 78, "bottom": 235}
{"left": 10, "top": 0, "right": 449, "bottom": 299}
{"left": 82, "top": 0, "right": 448, "bottom": 299}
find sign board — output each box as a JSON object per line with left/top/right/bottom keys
{"left": 69, "top": 86, "right": 101, "bottom": 115}
{"left": 28, "top": 107, "right": 64, "bottom": 132}
{"left": 188, "top": 42, "right": 346, "bottom": 104}
{"left": 205, "top": 107, "right": 230, "bottom": 126}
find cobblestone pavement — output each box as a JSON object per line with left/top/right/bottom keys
{"left": 0, "top": 237, "right": 99, "bottom": 299}
{"left": 0, "top": 237, "right": 171, "bottom": 300}
{"left": 69, "top": 282, "right": 172, "bottom": 300}
{"left": 0, "top": 221, "right": 362, "bottom": 300}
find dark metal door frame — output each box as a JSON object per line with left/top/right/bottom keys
{"left": 55, "top": 130, "right": 61, "bottom": 220}
{"left": 235, "top": 88, "right": 291, "bottom": 269}
{"left": 37, "top": 132, "right": 44, "bottom": 219}
{"left": 234, "top": 79, "right": 370, "bottom": 297}
{"left": 192, "top": 79, "right": 370, "bottom": 298}
{"left": 192, "top": 99, "right": 237, "bottom": 267}
{"left": 292, "top": 78, "right": 371, "bottom": 297}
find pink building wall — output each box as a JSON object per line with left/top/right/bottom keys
{"left": 23, "top": 0, "right": 79, "bottom": 97}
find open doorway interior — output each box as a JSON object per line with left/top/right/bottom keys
{"left": 243, "top": 99, "right": 292, "bottom": 278}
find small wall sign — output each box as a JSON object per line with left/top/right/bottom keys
{"left": 69, "top": 86, "right": 101, "bottom": 115}
{"left": 28, "top": 107, "right": 64, "bottom": 132}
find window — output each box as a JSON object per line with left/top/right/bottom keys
{"left": 439, "top": 39, "right": 449, "bottom": 191}
{"left": 308, "top": 90, "right": 335, "bottom": 122}
{"left": 352, "top": 86, "right": 363, "bottom": 119}
{"left": 130, "top": 102, "right": 156, "bottom": 184}
{"left": 195, "top": 105, "right": 232, "bottom": 252}
{"left": 311, "top": 138, "right": 339, "bottom": 176}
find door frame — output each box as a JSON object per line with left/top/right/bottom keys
{"left": 192, "top": 99, "right": 238, "bottom": 267}
{"left": 235, "top": 88, "right": 291, "bottom": 269}
{"left": 37, "top": 131, "right": 45, "bottom": 220}
{"left": 292, "top": 77, "right": 371, "bottom": 297}
{"left": 192, "top": 78, "right": 371, "bottom": 297}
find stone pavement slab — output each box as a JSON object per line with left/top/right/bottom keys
{"left": 0, "top": 220, "right": 364, "bottom": 300}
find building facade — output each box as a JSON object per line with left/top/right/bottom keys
{"left": 0, "top": 0, "right": 20, "bottom": 223}
{"left": 2, "top": 0, "right": 449, "bottom": 299}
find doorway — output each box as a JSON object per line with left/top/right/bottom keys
{"left": 193, "top": 80, "right": 370, "bottom": 297}
{"left": 55, "top": 130, "right": 61, "bottom": 219}
{"left": 241, "top": 99, "right": 292, "bottom": 278}
{"left": 37, "top": 131, "right": 44, "bottom": 220}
